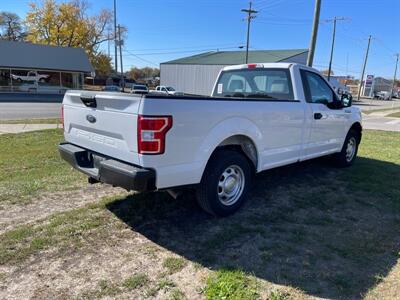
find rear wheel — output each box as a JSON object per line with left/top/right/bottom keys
{"left": 196, "top": 149, "right": 252, "bottom": 217}
{"left": 333, "top": 129, "right": 360, "bottom": 167}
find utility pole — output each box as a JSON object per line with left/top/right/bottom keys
{"left": 307, "top": 0, "right": 321, "bottom": 67}
{"left": 107, "top": 31, "right": 110, "bottom": 58}
{"left": 357, "top": 35, "right": 372, "bottom": 101}
{"left": 118, "top": 24, "right": 124, "bottom": 89}
{"left": 113, "top": 0, "right": 118, "bottom": 74}
{"left": 241, "top": 1, "right": 258, "bottom": 64}
{"left": 327, "top": 17, "right": 345, "bottom": 81}
{"left": 390, "top": 53, "right": 399, "bottom": 101}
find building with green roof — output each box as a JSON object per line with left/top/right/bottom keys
{"left": 160, "top": 49, "right": 308, "bottom": 95}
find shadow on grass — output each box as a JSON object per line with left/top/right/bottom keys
{"left": 106, "top": 157, "right": 400, "bottom": 299}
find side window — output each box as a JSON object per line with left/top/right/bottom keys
{"left": 301, "top": 70, "right": 335, "bottom": 104}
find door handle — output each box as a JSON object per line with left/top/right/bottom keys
{"left": 314, "top": 113, "right": 323, "bottom": 120}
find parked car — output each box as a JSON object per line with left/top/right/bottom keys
{"left": 11, "top": 71, "right": 49, "bottom": 83}
{"left": 59, "top": 63, "right": 362, "bottom": 217}
{"left": 376, "top": 91, "right": 390, "bottom": 100}
{"left": 102, "top": 85, "right": 122, "bottom": 92}
{"left": 150, "top": 85, "right": 179, "bottom": 95}
{"left": 130, "top": 84, "right": 149, "bottom": 94}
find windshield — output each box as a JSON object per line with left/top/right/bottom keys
{"left": 134, "top": 85, "right": 147, "bottom": 90}
{"left": 213, "top": 68, "right": 294, "bottom": 100}
{"left": 166, "top": 87, "right": 175, "bottom": 91}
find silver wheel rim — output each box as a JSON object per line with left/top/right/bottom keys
{"left": 217, "top": 165, "right": 245, "bottom": 206}
{"left": 345, "top": 137, "right": 356, "bottom": 162}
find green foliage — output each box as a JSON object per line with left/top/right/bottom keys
{"left": 123, "top": 273, "right": 149, "bottom": 290}
{"left": 205, "top": 269, "right": 260, "bottom": 300}
{"left": 162, "top": 257, "right": 187, "bottom": 274}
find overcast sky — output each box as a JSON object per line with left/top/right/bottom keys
{"left": 6, "top": 0, "right": 400, "bottom": 78}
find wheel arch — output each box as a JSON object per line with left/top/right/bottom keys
{"left": 349, "top": 122, "right": 362, "bottom": 143}
{"left": 213, "top": 134, "right": 259, "bottom": 172}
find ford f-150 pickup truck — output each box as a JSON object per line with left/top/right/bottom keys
{"left": 59, "top": 63, "right": 362, "bottom": 216}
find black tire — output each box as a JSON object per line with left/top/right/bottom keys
{"left": 333, "top": 129, "right": 360, "bottom": 167}
{"left": 196, "top": 149, "right": 253, "bottom": 217}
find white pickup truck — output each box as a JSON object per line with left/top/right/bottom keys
{"left": 59, "top": 63, "right": 362, "bottom": 216}
{"left": 150, "top": 85, "right": 178, "bottom": 95}
{"left": 11, "top": 71, "right": 49, "bottom": 82}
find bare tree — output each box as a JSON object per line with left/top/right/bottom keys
{"left": 0, "top": 12, "right": 25, "bottom": 41}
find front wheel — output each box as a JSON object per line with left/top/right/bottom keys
{"left": 196, "top": 149, "right": 253, "bottom": 217}
{"left": 333, "top": 129, "right": 360, "bottom": 167}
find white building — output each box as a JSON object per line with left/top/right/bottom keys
{"left": 160, "top": 49, "right": 308, "bottom": 95}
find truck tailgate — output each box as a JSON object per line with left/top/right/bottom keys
{"left": 63, "top": 91, "right": 142, "bottom": 166}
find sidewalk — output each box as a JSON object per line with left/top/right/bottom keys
{"left": 0, "top": 123, "right": 59, "bottom": 135}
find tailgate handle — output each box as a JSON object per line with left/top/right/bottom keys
{"left": 80, "top": 95, "right": 97, "bottom": 108}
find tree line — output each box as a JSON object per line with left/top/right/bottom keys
{"left": 0, "top": 0, "right": 158, "bottom": 80}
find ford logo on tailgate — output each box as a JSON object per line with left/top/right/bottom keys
{"left": 86, "top": 114, "right": 96, "bottom": 123}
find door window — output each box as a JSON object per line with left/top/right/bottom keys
{"left": 301, "top": 70, "right": 336, "bottom": 104}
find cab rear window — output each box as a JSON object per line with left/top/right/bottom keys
{"left": 213, "top": 68, "right": 294, "bottom": 100}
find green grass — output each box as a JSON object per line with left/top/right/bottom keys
{"left": 163, "top": 256, "right": 187, "bottom": 274}
{"left": 341, "top": 130, "right": 400, "bottom": 209}
{"left": 387, "top": 111, "right": 400, "bottom": 118}
{"left": 168, "top": 288, "right": 187, "bottom": 300}
{"left": 205, "top": 269, "right": 260, "bottom": 300}
{"left": 0, "top": 203, "right": 111, "bottom": 265}
{"left": 0, "top": 129, "right": 85, "bottom": 204}
{"left": 1, "top": 129, "right": 400, "bottom": 299}
{"left": 0, "top": 118, "right": 61, "bottom": 124}
{"left": 123, "top": 273, "right": 149, "bottom": 290}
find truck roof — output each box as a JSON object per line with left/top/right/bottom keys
{"left": 222, "top": 62, "right": 295, "bottom": 71}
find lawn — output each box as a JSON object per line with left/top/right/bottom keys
{"left": 387, "top": 111, "right": 400, "bottom": 118}
{"left": 0, "top": 129, "right": 399, "bottom": 299}
{"left": 0, "top": 118, "right": 61, "bottom": 124}
{"left": 0, "top": 129, "right": 85, "bottom": 204}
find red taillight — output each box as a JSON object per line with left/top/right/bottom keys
{"left": 61, "top": 105, "right": 64, "bottom": 129}
{"left": 137, "top": 115, "right": 172, "bottom": 154}
{"left": 247, "top": 64, "right": 257, "bottom": 69}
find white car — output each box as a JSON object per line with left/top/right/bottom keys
{"left": 59, "top": 63, "right": 362, "bottom": 216}
{"left": 11, "top": 71, "right": 49, "bottom": 82}
{"left": 151, "top": 85, "right": 179, "bottom": 95}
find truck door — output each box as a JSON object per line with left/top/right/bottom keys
{"left": 300, "top": 69, "right": 349, "bottom": 159}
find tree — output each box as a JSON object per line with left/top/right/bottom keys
{"left": 91, "top": 53, "right": 113, "bottom": 76}
{"left": 128, "top": 67, "right": 160, "bottom": 81}
{"left": 0, "top": 12, "right": 25, "bottom": 41}
{"left": 25, "top": 0, "right": 114, "bottom": 59}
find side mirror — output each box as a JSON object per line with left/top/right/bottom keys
{"left": 341, "top": 93, "right": 352, "bottom": 107}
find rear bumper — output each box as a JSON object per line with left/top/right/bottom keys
{"left": 59, "top": 142, "right": 156, "bottom": 192}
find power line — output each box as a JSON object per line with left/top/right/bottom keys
{"left": 123, "top": 49, "right": 159, "bottom": 67}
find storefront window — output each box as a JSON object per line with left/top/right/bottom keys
{"left": 61, "top": 72, "right": 73, "bottom": 88}
{"left": 72, "top": 73, "right": 83, "bottom": 89}
{"left": 0, "top": 69, "right": 11, "bottom": 91}
{"left": 37, "top": 71, "right": 60, "bottom": 86}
